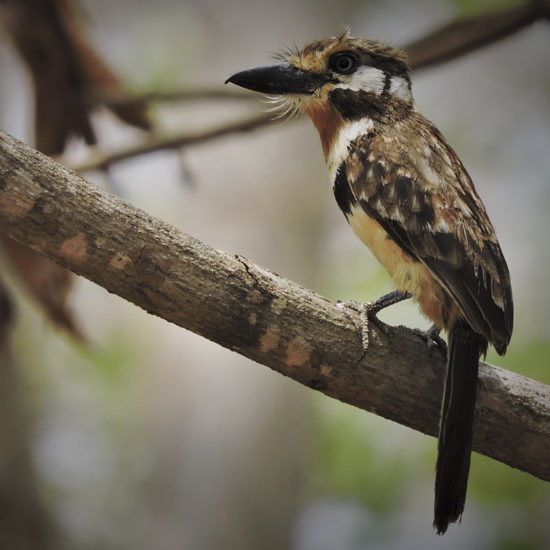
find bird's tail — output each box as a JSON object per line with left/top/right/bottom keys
{"left": 433, "top": 319, "right": 487, "bottom": 535}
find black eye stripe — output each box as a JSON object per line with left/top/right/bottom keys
{"left": 328, "top": 50, "right": 409, "bottom": 79}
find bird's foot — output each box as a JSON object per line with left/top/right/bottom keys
{"left": 336, "top": 300, "right": 373, "bottom": 355}
{"left": 402, "top": 324, "right": 447, "bottom": 358}
{"left": 336, "top": 291, "right": 411, "bottom": 359}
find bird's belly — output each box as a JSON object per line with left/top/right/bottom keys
{"left": 347, "top": 204, "right": 420, "bottom": 287}
{"left": 346, "top": 204, "right": 455, "bottom": 328}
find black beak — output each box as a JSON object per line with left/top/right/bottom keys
{"left": 225, "top": 63, "right": 322, "bottom": 95}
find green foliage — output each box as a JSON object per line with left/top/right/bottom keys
{"left": 306, "top": 399, "right": 427, "bottom": 516}
{"left": 318, "top": 254, "right": 392, "bottom": 303}
{"left": 470, "top": 452, "right": 546, "bottom": 508}
{"left": 489, "top": 338, "right": 550, "bottom": 384}
{"left": 77, "top": 339, "right": 141, "bottom": 389}
{"left": 450, "top": 0, "right": 524, "bottom": 17}
{"left": 497, "top": 533, "right": 546, "bottom": 550}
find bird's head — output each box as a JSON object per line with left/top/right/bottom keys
{"left": 226, "top": 30, "right": 413, "bottom": 157}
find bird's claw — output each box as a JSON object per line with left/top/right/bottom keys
{"left": 403, "top": 325, "right": 447, "bottom": 358}
{"left": 364, "top": 300, "right": 392, "bottom": 336}
{"left": 336, "top": 300, "right": 393, "bottom": 360}
{"left": 337, "top": 291, "right": 412, "bottom": 359}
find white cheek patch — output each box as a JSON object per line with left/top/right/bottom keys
{"left": 338, "top": 66, "right": 386, "bottom": 94}
{"left": 389, "top": 76, "right": 411, "bottom": 102}
{"left": 327, "top": 117, "right": 374, "bottom": 182}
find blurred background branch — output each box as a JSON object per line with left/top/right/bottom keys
{"left": 406, "top": 0, "right": 550, "bottom": 69}
{"left": 64, "top": 0, "right": 550, "bottom": 173}
{"left": 70, "top": 111, "right": 275, "bottom": 173}
{"left": 85, "top": 86, "right": 256, "bottom": 108}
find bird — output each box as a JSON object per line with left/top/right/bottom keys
{"left": 226, "top": 29, "right": 513, "bottom": 534}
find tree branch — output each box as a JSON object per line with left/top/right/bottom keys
{"left": 70, "top": 111, "right": 276, "bottom": 173}
{"left": 405, "top": 0, "right": 547, "bottom": 70}
{"left": 1, "top": 129, "right": 549, "bottom": 481}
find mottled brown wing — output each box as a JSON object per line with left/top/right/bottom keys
{"left": 344, "top": 125, "right": 513, "bottom": 354}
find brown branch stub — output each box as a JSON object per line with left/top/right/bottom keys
{"left": 0, "top": 129, "right": 549, "bottom": 481}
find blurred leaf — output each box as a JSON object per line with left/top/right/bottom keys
{"left": 496, "top": 533, "right": 545, "bottom": 550}
{"left": 78, "top": 340, "right": 138, "bottom": 389}
{"left": 1, "top": 237, "right": 84, "bottom": 340}
{"left": 307, "top": 400, "right": 424, "bottom": 515}
{"left": 470, "top": 452, "right": 547, "bottom": 507}
{"left": 2, "top": 0, "right": 151, "bottom": 155}
{"left": 450, "top": 0, "right": 525, "bottom": 17}
{"left": 318, "top": 253, "right": 392, "bottom": 301}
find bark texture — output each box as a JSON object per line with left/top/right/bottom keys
{"left": 0, "top": 129, "right": 549, "bottom": 482}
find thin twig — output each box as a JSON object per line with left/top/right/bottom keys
{"left": 70, "top": 111, "right": 279, "bottom": 172}
{"left": 85, "top": 86, "right": 256, "bottom": 109}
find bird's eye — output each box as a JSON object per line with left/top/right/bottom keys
{"left": 329, "top": 52, "right": 359, "bottom": 75}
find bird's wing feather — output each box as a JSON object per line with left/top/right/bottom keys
{"left": 344, "top": 120, "right": 512, "bottom": 353}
